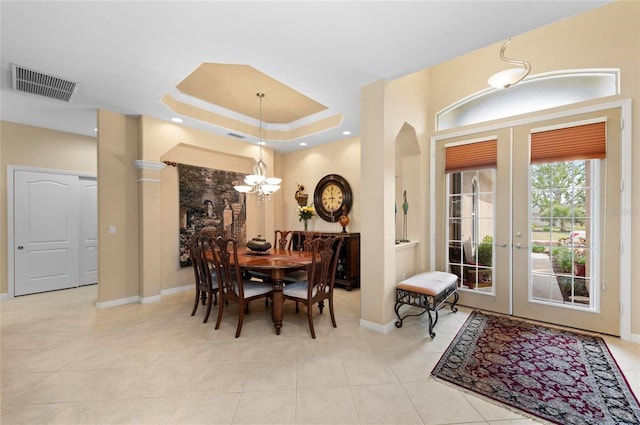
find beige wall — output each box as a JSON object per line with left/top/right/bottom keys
{"left": 0, "top": 121, "right": 97, "bottom": 294}
{"left": 96, "top": 110, "right": 141, "bottom": 302}
{"left": 279, "top": 137, "right": 360, "bottom": 234}
{"left": 359, "top": 70, "right": 431, "bottom": 328}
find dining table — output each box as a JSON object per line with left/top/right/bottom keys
{"left": 210, "top": 246, "right": 316, "bottom": 335}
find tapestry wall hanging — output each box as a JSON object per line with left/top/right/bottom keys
{"left": 178, "top": 164, "right": 247, "bottom": 266}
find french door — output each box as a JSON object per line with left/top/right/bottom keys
{"left": 437, "top": 128, "right": 512, "bottom": 315}
{"left": 435, "top": 108, "right": 621, "bottom": 335}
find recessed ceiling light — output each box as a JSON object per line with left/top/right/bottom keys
{"left": 342, "top": 130, "right": 352, "bottom": 136}
{"left": 94, "top": 128, "right": 98, "bottom": 132}
{"left": 258, "top": 141, "right": 266, "bottom": 146}
{"left": 299, "top": 142, "right": 308, "bottom": 146}
{"left": 171, "top": 117, "right": 184, "bottom": 123}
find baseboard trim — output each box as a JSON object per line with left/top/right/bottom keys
{"left": 360, "top": 318, "right": 397, "bottom": 334}
{"left": 0, "top": 292, "right": 10, "bottom": 300}
{"left": 161, "top": 285, "right": 192, "bottom": 296}
{"left": 96, "top": 295, "right": 139, "bottom": 309}
{"left": 139, "top": 295, "right": 161, "bottom": 304}
{"left": 95, "top": 285, "right": 191, "bottom": 309}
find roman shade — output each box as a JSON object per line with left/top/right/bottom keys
{"left": 445, "top": 139, "right": 497, "bottom": 173}
{"left": 530, "top": 121, "right": 606, "bottom": 164}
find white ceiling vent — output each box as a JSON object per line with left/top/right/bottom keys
{"left": 11, "top": 63, "right": 78, "bottom": 102}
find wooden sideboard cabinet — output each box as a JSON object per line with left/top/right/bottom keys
{"left": 291, "top": 231, "right": 360, "bottom": 291}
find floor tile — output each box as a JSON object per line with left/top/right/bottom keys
{"left": 350, "top": 383, "right": 423, "bottom": 424}
{"left": 296, "top": 386, "right": 358, "bottom": 424}
{"left": 403, "top": 381, "right": 485, "bottom": 424}
{"left": 100, "top": 397, "right": 180, "bottom": 425}
{"left": 243, "top": 359, "right": 297, "bottom": 391}
{"left": 167, "top": 393, "right": 240, "bottom": 425}
{"left": 232, "top": 390, "right": 296, "bottom": 424}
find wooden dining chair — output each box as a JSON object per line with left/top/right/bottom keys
{"left": 248, "top": 230, "right": 294, "bottom": 283}
{"left": 211, "top": 237, "right": 273, "bottom": 338}
{"left": 275, "top": 230, "right": 293, "bottom": 250}
{"left": 284, "top": 231, "right": 322, "bottom": 283}
{"left": 189, "top": 236, "right": 219, "bottom": 323}
{"left": 282, "top": 236, "right": 344, "bottom": 338}
{"left": 297, "top": 231, "right": 321, "bottom": 251}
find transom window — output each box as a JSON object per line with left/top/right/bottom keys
{"left": 437, "top": 70, "right": 619, "bottom": 131}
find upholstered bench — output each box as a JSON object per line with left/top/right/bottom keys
{"left": 394, "top": 271, "right": 459, "bottom": 338}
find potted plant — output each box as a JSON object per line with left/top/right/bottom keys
{"left": 574, "top": 251, "right": 586, "bottom": 277}
{"left": 476, "top": 235, "right": 493, "bottom": 267}
{"left": 472, "top": 235, "right": 493, "bottom": 285}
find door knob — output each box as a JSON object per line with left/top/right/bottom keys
{"left": 514, "top": 243, "right": 528, "bottom": 249}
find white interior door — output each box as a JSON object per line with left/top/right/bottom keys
{"left": 14, "top": 170, "right": 80, "bottom": 296}
{"left": 79, "top": 177, "right": 98, "bottom": 285}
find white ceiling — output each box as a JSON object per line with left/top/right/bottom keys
{"left": 0, "top": 1, "right": 610, "bottom": 153}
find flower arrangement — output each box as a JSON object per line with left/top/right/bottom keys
{"left": 297, "top": 204, "right": 316, "bottom": 221}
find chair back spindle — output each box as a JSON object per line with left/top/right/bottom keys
{"left": 275, "top": 230, "right": 293, "bottom": 250}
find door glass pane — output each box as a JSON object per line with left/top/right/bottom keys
{"left": 447, "top": 169, "right": 495, "bottom": 293}
{"left": 530, "top": 160, "right": 596, "bottom": 309}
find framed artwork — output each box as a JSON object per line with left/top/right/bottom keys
{"left": 178, "top": 164, "right": 247, "bottom": 266}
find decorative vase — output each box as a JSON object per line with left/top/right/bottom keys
{"left": 303, "top": 219, "right": 309, "bottom": 231}
{"left": 339, "top": 213, "right": 350, "bottom": 233}
{"left": 295, "top": 194, "right": 309, "bottom": 207}
{"left": 246, "top": 235, "right": 272, "bottom": 253}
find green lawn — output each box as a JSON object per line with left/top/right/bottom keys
{"left": 531, "top": 231, "right": 571, "bottom": 242}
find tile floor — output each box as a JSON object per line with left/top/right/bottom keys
{"left": 1, "top": 284, "right": 639, "bottom": 425}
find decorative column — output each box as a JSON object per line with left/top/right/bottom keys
{"left": 133, "top": 159, "right": 166, "bottom": 303}
{"left": 360, "top": 80, "right": 397, "bottom": 330}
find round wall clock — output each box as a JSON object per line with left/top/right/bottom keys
{"left": 313, "top": 174, "right": 353, "bottom": 222}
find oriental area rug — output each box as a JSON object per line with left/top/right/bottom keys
{"left": 432, "top": 310, "right": 640, "bottom": 425}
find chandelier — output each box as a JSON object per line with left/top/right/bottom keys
{"left": 487, "top": 38, "right": 531, "bottom": 89}
{"left": 233, "top": 92, "right": 281, "bottom": 198}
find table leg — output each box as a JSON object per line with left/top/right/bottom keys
{"left": 271, "top": 280, "right": 285, "bottom": 335}
{"left": 268, "top": 269, "right": 287, "bottom": 335}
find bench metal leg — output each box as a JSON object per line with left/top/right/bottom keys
{"left": 394, "top": 286, "right": 458, "bottom": 338}
{"left": 394, "top": 302, "right": 429, "bottom": 328}
{"left": 450, "top": 291, "right": 459, "bottom": 313}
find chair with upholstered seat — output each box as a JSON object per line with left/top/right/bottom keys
{"left": 283, "top": 235, "right": 344, "bottom": 338}
{"left": 189, "top": 236, "right": 219, "bottom": 323}
{"left": 211, "top": 237, "right": 273, "bottom": 338}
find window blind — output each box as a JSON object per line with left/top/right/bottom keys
{"left": 445, "top": 139, "right": 497, "bottom": 173}
{"left": 531, "top": 121, "right": 606, "bottom": 164}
